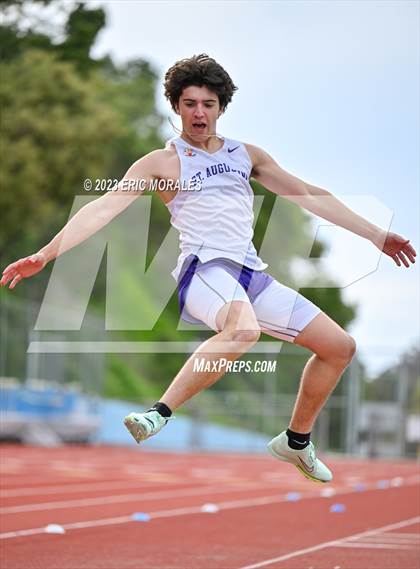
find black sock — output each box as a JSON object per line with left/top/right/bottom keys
{"left": 286, "top": 428, "right": 311, "bottom": 450}
{"left": 148, "top": 402, "right": 172, "bottom": 418}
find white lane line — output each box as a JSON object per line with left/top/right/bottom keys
{"left": 334, "top": 543, "right": 418, "bottom": 550}
{"left": 0, "top": 515, "right": 134, "bottom": 539}
{"left": 0, "top": 481, "right": 274, "bottom": 514}
{"left": 0, "top": 493, "right": 301, "bottom": 539}
{"left": 0, "top": 468, "right": 305, "bottom": 499}
{"left": 1, "top": 478, "right": 211, "bottom": 498}
{"left": 358, "top": 531, "right": 420, "bottom": 538}
{"left": 238, "top": 516, "right": 420, "bottom": 569}
{"left": 379, "top": 532, "right": 419, "bottom": 538}
{"left": 0, "top": 474, "right": 296, "bottom": 499}
{"left": 355, "top": 534, "right": 419, "bottom": 543}
{"left": 2, "top": 471, "right": 417, "bottom": 499}
{"left": 1, "top": 481, "right": 419, "bottom": 541}
{"left": 3, "top": 472, "right": 419, "bottom": 514}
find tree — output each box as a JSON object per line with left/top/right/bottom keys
{"left": 0, "top": 1, "right": 358, "bottom": 416}
{"left": 364, "top": 345, "right": 420, "bottom": 411}
{"left": 0, "top": 1, "right": 105, "bottom": 74}
{"left": 0, "top": 49, "right": 123, "bottom": 266}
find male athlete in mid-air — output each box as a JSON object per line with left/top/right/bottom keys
{"left": 2, "top": 54, "right": 416, "bottom": 482}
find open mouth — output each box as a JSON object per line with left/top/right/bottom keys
{"left": 192, "top": 122, "right": 207, "bottom": 131}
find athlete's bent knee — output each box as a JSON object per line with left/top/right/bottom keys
{"left": 346, "top": 335, "right": 357, "bottom": 360}
{"left": 222, "top": 327, "right": 260, "bottom": 347}
{"left": 335, "top": 334, "right": 356, "bottom": 363}
{"left": 231, "top": 328, "right": 261, "bottom": 345}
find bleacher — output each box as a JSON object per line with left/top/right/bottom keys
{"left": 0, "top": 378, "right": 100, "bottom": 445}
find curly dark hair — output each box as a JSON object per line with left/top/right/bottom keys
{"left": 164, "top": 54, "right": 238, "bottom": 113}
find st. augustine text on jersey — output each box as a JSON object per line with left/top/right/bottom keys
{"left": 190, "top": 162, "right": 248, "bottom": 186}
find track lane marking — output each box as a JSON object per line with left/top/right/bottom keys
{"left": 238, "top": 516, "right": 420, "bottom": 569}
{"left": 1, "top": 479, "right": 182, "bottom": 498}
{"left": 354, "top": 534, "right": 419, "bottom": 543}
{"left": 2, "top": 473, "right": 418, "bottom": 514}
{"left": 1, "top": 481, "right": 419, "bottom": 540}
{"left": 1, "top": 472, "right": 294, "bottom": 498}
{"left": 334, "top": 543, "right": 417, "bottom": 549}
{"left": 0, "top": 481, "right": 276, "bottom": 514}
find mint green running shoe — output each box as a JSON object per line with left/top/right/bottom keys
{"left": 267, "top": 431, "right": 333, "bottom": 483}
{"left": 123, "top": 410, "right": 170, "bottom": 444}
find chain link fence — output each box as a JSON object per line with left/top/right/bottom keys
{"left": 1, "top": 295, "right": 417, "bottom": 456}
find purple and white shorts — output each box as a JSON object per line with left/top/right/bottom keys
{"left": 177, "top": 255, "right": 321, "bottom": 342}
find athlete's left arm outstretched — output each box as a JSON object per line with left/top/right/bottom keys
{"left": 246, "top": 144, "right": 416, "bottom": 268}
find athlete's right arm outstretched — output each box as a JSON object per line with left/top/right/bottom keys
{"left": 1, "top": 153, "right": 158, "bottom": 289}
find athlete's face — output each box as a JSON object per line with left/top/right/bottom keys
{"left": 176, "top": 85, "right": 222, "bottom": 140}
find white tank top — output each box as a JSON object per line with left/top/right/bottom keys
{"left": 166, "top": 136, "right": 268, "bottom": 280}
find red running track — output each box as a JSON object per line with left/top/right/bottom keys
{"left": 0, "top": 444, "right": 419, "bottom": 569}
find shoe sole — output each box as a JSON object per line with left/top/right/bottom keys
{"left": 267, "top": 442, "right": 327, "bottom": 484}
{"left": 123, "top": 416, "right": 148, "bottom": 444}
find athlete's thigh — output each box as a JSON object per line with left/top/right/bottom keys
{"left": 184, "top": 265, "right": 254, "bottom": 332}
{"left": 216, "top": 300, "right": 260, "bottom": 333}
{"left": 252, "top": 279, "right": 321, "bottom": 343}
{"left": 294, "top": 311, "right": 355, "bottom": 360}
{"left": 252, "top": 278, "right": 354, "bottom": 357}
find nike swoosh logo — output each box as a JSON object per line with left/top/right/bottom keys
{"left": 298, "top": 456, "right": 315, "bottom": 473}
{"left": 291, "top": 439, "right": 308, "bottom": 446}
{"left": 228, "top": 146, "right": 240, "bottom": 153}
{"left": 144, "top": 417, "right": 156, "bottom": 428}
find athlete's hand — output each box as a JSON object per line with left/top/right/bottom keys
{"left": 0, "top": 253, "right": 47, "bottom": 289}
{"left": 373, "top": 230, "right": 417, "bottom": 268}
